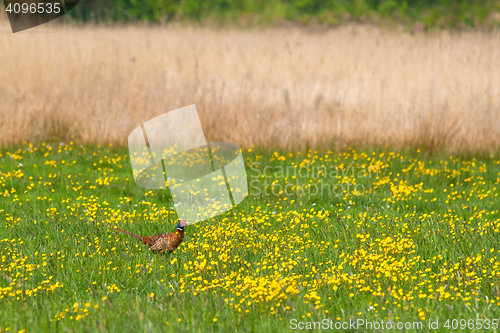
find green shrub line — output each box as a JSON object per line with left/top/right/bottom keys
{"left": 1, "top": 0, "right": 499, "bottom": 29}
{"left": 62, "top": 0, "right": 500, "bottom": 29}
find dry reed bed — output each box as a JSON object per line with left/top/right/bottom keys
{"left": 1, "top": 21, "right": 500, "bottom": 152}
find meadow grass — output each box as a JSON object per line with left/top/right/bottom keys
{"left": 0, "top": 142, "right": 499, "bottom": 332}
{"left": 1, "top": 23, "right": 500, "bottom": 153}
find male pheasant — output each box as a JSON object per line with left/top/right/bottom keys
{"left": 104, "top": 220, "right": 186, "bottom": 253}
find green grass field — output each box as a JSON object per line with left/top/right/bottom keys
{"left": 0, "top": 142, "right": 499, "bottom": 332}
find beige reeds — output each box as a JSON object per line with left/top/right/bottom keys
{"left": 1, "top": 21, "right": 500, "bottom": 153}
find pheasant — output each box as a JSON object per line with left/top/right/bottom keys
{"left": 103, "top": 220, "right": 186, "bottom": 253}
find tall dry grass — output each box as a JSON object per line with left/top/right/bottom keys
{"left": 1, "top": 20, "right": 500, "bottom": 153}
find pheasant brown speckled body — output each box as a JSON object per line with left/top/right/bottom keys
{"left": 104, "top": 220, "right": 186, "bottom": 253}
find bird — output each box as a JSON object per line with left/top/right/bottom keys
{"left": 103, "top": 220, "right": 186, "bottom": 253}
